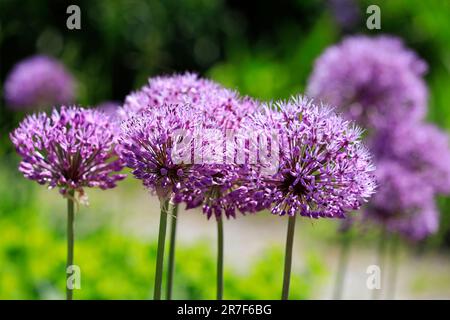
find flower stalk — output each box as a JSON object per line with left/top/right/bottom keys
{"left": 282, "top": 214, "right": 296, "bottom": 300}
{"left": 66, "top": 190, "right": 75, "bottom": 300}
{"left": 154, "top": 198, "right": 169, "bottom": 300}
{"left": 217, "top": 216, "right": 224, "bottom": 300}
{"left": 166, "top": 203, "right": 179, "bottom": 300}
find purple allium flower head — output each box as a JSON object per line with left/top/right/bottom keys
{"left": 119, "top": 104, "right": 202, "bottom": 200}
{"left": 10, "top": 106, "right": 126, "bottom": 198}
{"left": 121, "top": 72, "right": 261, "bottom": 219}
{"left": 392, "top": 202, "right": 439, "bottom": 241}
{"left": 120, "top": 72, "right": 257, "bottom": 129}
{"left": 246, "top": 96, "right": 376, "bottom": 218}
{"left": 364, "top": 160, "right": 438, "bottom": 240}
{"left": 371, "top": 123, "right": 450, "bottom": 194}
{"left": 307, "top": 35, "right": 428, "bottom": 129}
{"left": 4, "top": 55, "right": 75, "bottom": 110}
{"left": 173, "top": 164, "right": 248, "bottom": 219}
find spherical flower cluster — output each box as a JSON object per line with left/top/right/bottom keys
{"left": 371, "top": 123, "right": 450, "bottom": 194}
{"left": 10, "top": 106, "right": 125, "bottom": 197}
{"left": 307, "top": 35, "right": 428, "bottom": 129}
{"left": 363, "top": 123, "right": 450, "bottom": 240}
{"left": 119, "top": 75, "right": 376, "bottom": 220}
{"left": 365, "top": 160, "right": 438, "bottom": 240}
{"left": 245, "top": 96, "right": 376, "bottom": 218}
{"left": 119, "top": 105, "right": 201, "bottom": 200}
{"left": 173, "top": 164, "right": 248, "bottom": 219}
{"left": 119, "top": 73, "right": 260, "bottom": 219}
{"left": 308, "top": 35, "right": 450, "bottom": 240}
{"left": 4, "top": 55, "right": 75, "bottom": 110}
{"left": 391, "top": 202, "right": 439, "bottom": 241}
{"left": 120, "top": 72, "right": 257, "bottom": 129}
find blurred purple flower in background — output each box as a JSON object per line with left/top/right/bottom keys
{"left": 4, "top": 55, "right": 75, "bottom": 110}
{"left": 10, "top": 106, "right": 125, "bottom": 198}
{"left": 308, "top": 35, "right": 450, "bottom": 241}
{"left": 327, "top": 0, "right": 361, "bottom": 31}
{"left": 371, "top": 123, "right": 450, "bottom": 194}
{"left": 96, "top": 101, "right": 121, "bottom": 120}
{"left": 365, "top": 160, "right": 438, "bottom": 240}
{"left": 307, "top": 35, "right": 428, "bottom": 130}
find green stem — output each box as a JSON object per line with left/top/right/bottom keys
{"left": 387, "top": 235, "right": 399, "bottom": 300}
{"left": 66, "top": 190, "right": 75, "bottom": 300}
{"left": 333, "top": 232, "right": 351, "bottom": 300}
{"left": 154, "top": 198, "right": 169, "bottom": 300}
{"left": 282, "top": 215, "right": 296, "bottom": 300}
{"left": 372, "top": 227, "right": 387, "bottom": 300}
{"left": 166, "top": 203, "right": 179, "bottom": 300}
{"left": 217, "top": 216, "right": 224, "bottom": 300}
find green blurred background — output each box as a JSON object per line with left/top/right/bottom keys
{"left": 1, "top": 0, "right": 450, "bottom": 299}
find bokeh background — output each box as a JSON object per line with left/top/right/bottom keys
{"left": 1, "top": 0, "right": 450, "bottom": 299}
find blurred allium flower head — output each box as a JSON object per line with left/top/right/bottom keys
{"left": 247, "top": 96, "right": 376, "bottom": 218}
{"left": 371, "top": 123, "right": 450, "bottom": 194}
{"left": 327, "top": 0, "right": 361, "bottom": 31}
{"left": 4, "top": 55, "right": 75, "bottom": 110}
{"left": 365, "top": 160, "right": 438, "bottom": 240}
{"left": 10, "top": 106, "right": 126, "bottom": 199}
{"left": 307, "top": 35, "right": 428, "bottom": 129}
{"left": 95, "top": 101, "right": 122, "bottom": 138}
{"left": 392, "top": 202, "right": 439, "bottom": 241}
{"left": 96, "top": 101, "right": 121, "bottom": 119}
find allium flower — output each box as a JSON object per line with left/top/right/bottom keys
{"left": 328, "top": 0, "right": 360, "bottom": 31}
{"left": 119, "top": 73, "right": 260, "bottom": 299}
{"left": 10, "top": 106, "right": 125, "bottom": 197}
{"left": 120, "top": 72, "right": 257, "bottom": 128}
{"left": 4, "top": 55, "right": 75, "bottom": 110}
{"left": 121, "top": 72, "right": 260, "bottom": 218}
{"left": 248, "top": 96, "right": 376, "bottom": 218}
{"left": 364, "top": 160, "right": 438, "bottom": 240}
{"left": 11, "top": 105, "right": 124, "bottom": 299}
{"left": 119, "top": 105, "right": 202, "bottom": 200}
{"left": 371, "top": 123, "right": 450, "bottom": 194}
{"left": 391, "top": 202, "right": 439, "bottom": 241}
{"left": 307, "top": 35, "right": 428, "bottom": 129}
{"left": 173, "top": 164, "right": 254, "bottom": 219}
{"left": 119, "top": 103, "right": 234, "bottom": 299}
{"left": 246, "top": 96, "right": 377, "bottom": 300}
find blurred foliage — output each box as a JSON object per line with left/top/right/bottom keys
{"left": 0, "top": 161, "right": 325, "bottom": 299}
{"left": 0, "top": 212, "right": 325, "bottom": 300}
